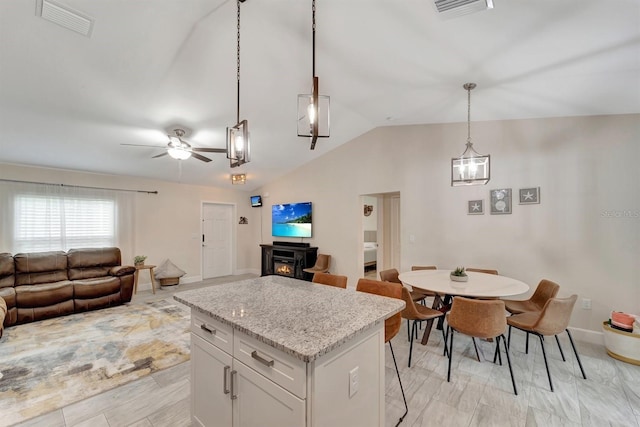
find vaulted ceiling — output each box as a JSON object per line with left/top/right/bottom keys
{"left": 1, "top": 0, "right": 638, "bottom": 190}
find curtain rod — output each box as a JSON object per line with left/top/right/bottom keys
{"left": 0, "top": 178, "right": 158, "bottom": 194}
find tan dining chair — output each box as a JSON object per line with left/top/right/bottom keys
{"left": 466, "top": 268, "right": 499, "bottom": 275}
{"left": 312, "top": 272, "right": 347, "bottom": 289}
{"left": 303, "top": 254, "right": 331, "bottom": 276}
{"left": 446, "top": 296, "right": 518, "bottom": 395}
{"left": 356, "top": 278, "right": 407, "bottom": 426}
{"left": 400, "top": 286, "right": 446, "bottom": 367}
{"left": 381, "top": 268, "right": 430, "bottom": 340}
{"left": 507, "top": 294, "right": 586, "bottom": 392}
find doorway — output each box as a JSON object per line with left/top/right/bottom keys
{"left": 361, "top": 192, "right": 400, "bottom": 279}
{"left": 202, "top": 202, "right": 234, "bottom": 279}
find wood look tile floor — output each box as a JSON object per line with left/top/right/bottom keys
{"left": 12, "top": 276, "right": 640, "bottom": 427}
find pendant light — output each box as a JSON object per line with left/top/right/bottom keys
{"left": 226, "top": 0, "right": 250, "bottom": 168}
{"left": 451, "top": 83, "right": 490, "bottom": 186}
{"left": 297, "top": 0, "right": 330, "bottom": 150}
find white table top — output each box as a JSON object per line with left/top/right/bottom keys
{"left": 398, "top": 269, "right": 529, "bottom": 298}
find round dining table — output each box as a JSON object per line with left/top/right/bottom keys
{"left": 398, "top": 269, "right": 529, "bottom": 345}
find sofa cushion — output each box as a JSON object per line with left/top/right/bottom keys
{"left": 14, "top": 251, "right": 68, "bottom": 285}
{"left": 15, "top": 281, "right": 73, "bottom": 307}
{"left": 0, "top": 253, "right": 15, "bottom": 288}
{"left": 17, "top": 300, "right": 74, "bottom": 324}
{"left": 73, "top": 277, "right": 121, "bottom": 299}
{"left": 0, "top": 286, "right": 16, "bottom": 308}
{"left": 67, "top": 247, "right": 122, "bottom": 280}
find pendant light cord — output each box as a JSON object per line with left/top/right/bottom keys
{"left": 236, "top": 0, "right": 241, "bottom": 124}
{"left": 312, "top": 0, "right": 316, "bottom": 79}
{"left": 467, "top": 85, "right": 471, "bottom": 143}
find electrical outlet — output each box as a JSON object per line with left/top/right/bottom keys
{"left": 349, "top": 366, "right": 359, "bottom": 398}
{"left": 582, "top": 298, "right": 592, "bottom": 310}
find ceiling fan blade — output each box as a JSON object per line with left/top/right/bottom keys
{"left": 152, "top": 152, "right": 168, "bottom": 158}
{"left": 192, "top": 147, "right": 227, "bottom": 153}
{"left": 191, "top": 152, "right": 212, "bottom": 162}
{"left": 121, "top": 143, "right": 167, "bottom": 148}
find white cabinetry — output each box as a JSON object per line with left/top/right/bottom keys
{"left": 190, "top": 309, "right": 385, "bottom": 427}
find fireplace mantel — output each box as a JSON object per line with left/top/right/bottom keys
{"left": 260, "top": 243, "right": 318, "bottom": 280}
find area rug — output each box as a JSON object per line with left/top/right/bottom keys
{"left": 0, "top": 299, "right": 191, "bottom": 426}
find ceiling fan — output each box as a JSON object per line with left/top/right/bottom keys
{"left": 121, "top": 128, "right": 226, "bottom": 162}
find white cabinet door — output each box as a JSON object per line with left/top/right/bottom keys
{"left": 192, "top": 334, "right": 233, "bottom": 427}
{"left": 232, "top": 360, "right": 306, "bottom": 427}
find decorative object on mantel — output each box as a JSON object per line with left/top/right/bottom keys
{"left": 231, "top": 173, "right": 246, "bottom": 185}
{"left": 451, "top": 83, "right": 490, "bottom": 186}
{"left": 450, "top": 266, "right": 468, "bottom": 282}
{"left": 364, "top": 204, "right": 373, "bottom": 216}
{"left": 226, "top": 0, "right": 250, "bottom": 168}
{"left": 519, "top": 187, "right": 540, "bottom": 204}
{"left": 239, "top": 216, "right": 248, "bottom": 224}
{"left": 134, "top": 255, "right": 147, "bottom": 266}
{"left": 467, "top": 199, "right": 484, "bottom": 215}
{"left": 490, "top": 188, "right": 512, "bottom": 214}
{"left": 297, "top": 0, "right": 330, "bottom": 150}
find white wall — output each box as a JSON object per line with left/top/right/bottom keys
{"left": 255, "top": 114, "right": 640, "bottom": 333}
{"left": 362, "top": 195, "right": 378, "bottom": 232}
{"left": 0, "top": 164, "right": 261, "bottom": 287}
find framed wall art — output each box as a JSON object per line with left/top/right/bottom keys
{"left": 490, "top": 188, "right": 512, "bottom": 214}
{"left": 468, "top": 200, "right": 484, "bottom": 215}
{"left": 519, "top": 187, "right": 540, "bottom": 204}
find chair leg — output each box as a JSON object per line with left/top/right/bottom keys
{"left": 472, "top": 337, "right": 481, "bottom": 362}
{"left": 555, "top": 335, "right": 566, "bottom": 361}
{"left": 389, "top": 342, "right": 408, "bottom": 426}
{"left": 447, "top": 326, "right": 454, "bottom": 382}
{"left": 525, "top": 332, "right": 530, "bottom": 354}
{"left": 499, "top": 334, "right": 518, "bottom": 395}
{"left": 507, "top": 325, "right": 512, "bottom": 348}
{"left": 440, "top": 326, "right": 449, "bottom": 358}
{"left": 566, "top": 329, "right": 587, "bottom": 380}
{"left": 406, "top": 319, "right": 411, "bottom": 342}
{"left": 538, "top": 334, "right": 554, "bottom": 392}
{"left": 408, "top": 321, "right": 416, "bottom": 367}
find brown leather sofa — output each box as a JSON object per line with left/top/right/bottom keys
{"left": 0, "top": 247, "right": 135, "bottom": 332}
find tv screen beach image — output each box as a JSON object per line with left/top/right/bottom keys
{"left": 272, "top": 202, "right": 312, "bottom": 238}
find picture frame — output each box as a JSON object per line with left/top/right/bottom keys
{"left": 467, "top": 200, "right": 484, "bottom": 215}
{"left": 519, "top": 187, "right": 540, "bottom": 204}
{"left": 490, "top": 188, "right": 512, "bottom": 214}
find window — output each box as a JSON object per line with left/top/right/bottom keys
{"left": 13, "top": 194, "right": 116, "bottom": 252}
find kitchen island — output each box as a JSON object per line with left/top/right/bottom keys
{"left": 174, "top": 275, "right": 404, "bottom": 427}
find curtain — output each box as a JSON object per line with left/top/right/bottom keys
{"left": 0, "top": 181, "right": 134, "bottom": 257}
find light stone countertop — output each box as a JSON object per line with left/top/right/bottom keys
{"left": 174, "top": 275, "right": 405, "bottom": 362}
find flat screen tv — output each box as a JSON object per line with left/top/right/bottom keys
{"left": 250, "top": 195, "right": 262, "bottom": 207}
{"left": 272, "top": 202, "right": 312, "bottom": 238}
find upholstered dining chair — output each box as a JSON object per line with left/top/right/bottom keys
{"left": 507, "top": 294, "right": 586, "bottom": 392}
{"left": 381, "top": 268, "right": 428, "bottom": 340}
{"left": 312, "top": 272, "right": 347, "bottom": 289}
{"left": 356, "top": 278, "right": 407, "bottom": 426}
{"left": 400, "top": 286, "right": 446, "bottom": 367}
{"left": 466, "top": 268, "right": 499, "bottom": 275}
{"left": 303, "top": 254, "right": 331, "bottom": 276}
{"left": 446, "top": 296, "right": 518, "bottom": 395}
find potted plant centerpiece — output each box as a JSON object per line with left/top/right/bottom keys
{"left": 450, "top": 266, "right": 468, "bottom": 282}
{"left": 134, "top": 255, "right": 147, "bottom": 267}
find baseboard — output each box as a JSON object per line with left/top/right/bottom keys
{"left": 180, "top": 275, "right": 203, "bottom": 284}
{"left": 235, "top": 268, "right": 260, "bottom": 276}
{"left": 568, "top": 326, "right": 604, "bottom": 346}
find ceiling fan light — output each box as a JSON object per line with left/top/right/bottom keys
{"left": 168, "top": 147, "right": 191, "bottom": 160}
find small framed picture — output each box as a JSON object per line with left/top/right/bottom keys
{"left": 490, "top": 188, "right": 512, "bottom": 214}
{"left": 468, "top": 200, "right": 484, "bottom": 215}
{"left": 519, "top": 187, "right": 540, "bottom": 204}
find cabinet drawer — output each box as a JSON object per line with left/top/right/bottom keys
{"left": 191, "top": 310, "right": 233, "bottom": 355}
{"left": 234, "top": 331, "right": 306, "bottom": 399}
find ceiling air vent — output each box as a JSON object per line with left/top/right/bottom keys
{"left": 434, "top": 0, "right": 494, "bottom": 19}
{"left": 36, "top": 0, "right": 94, "bottom": 37}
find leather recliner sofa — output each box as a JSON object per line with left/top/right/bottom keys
{"left": 0, "top": 247, "right": 135, "bottom": 337}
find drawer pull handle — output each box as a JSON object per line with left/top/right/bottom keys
{"left": 230, "top": 370, "right": 238, "bottom": 400}
{"left": 251, "top": 350, "right": 275, "bottom": 367}
{"left": 200, "top": 323, "right": 216, "bottom": 334}
{"left": 223, "top": 365, "right": 231, "bottom": 394}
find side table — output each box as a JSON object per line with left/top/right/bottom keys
{"left": 134, "top": 264, "right": 157, "bottom": 294}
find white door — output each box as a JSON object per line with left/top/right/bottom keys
{"left": 232, "top": 360, "right": 305, "bottom": 427}
{"left": 191, "top": 334, "right": 233, "bottom": 427}
{"left": 203, "top": 203, "right": 233, "bottom": 279}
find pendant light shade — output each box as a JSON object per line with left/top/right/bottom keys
{"left": 226, "top": 0, "right": 250, "bottom": 168}
{"left": 451, "top": 83, "right": 490, "bottom": 186}
{"left": 297, "top": 0, "right": 330, "bottom": 150}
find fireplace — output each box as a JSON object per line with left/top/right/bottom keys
{"left": 274, "top": 259, "right": 295, "bottom": 277}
